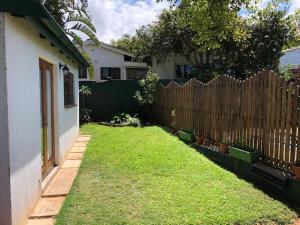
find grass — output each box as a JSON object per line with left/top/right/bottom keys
{"left": 56, "top": 124, "right": 297, "bottom": 225}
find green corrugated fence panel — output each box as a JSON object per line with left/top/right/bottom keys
{"left": 79, "top": 79, "right": 188, "bottom": 121}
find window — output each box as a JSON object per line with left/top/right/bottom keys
{"left": 101, "top": 67, "right": 121, "bottom": 80}
{"left": 79, "top": 67, "right": 88, "bottom": 79}
{"left": 64, "top": 73, "right": 74, "bottom": 106}
{"left": 176, "top": 65, "right": 193, "bottom": 78}
{"left": 126, "top": 68, "right": 148, "bottom": 80}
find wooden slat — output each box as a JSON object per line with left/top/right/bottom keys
{"left": 152, "top": 70, "right": 298, "bottom": 172}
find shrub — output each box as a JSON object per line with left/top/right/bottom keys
{"left": 80, "top": 85, "right": 92, "bottom": 123}
{"left": 279, "top": 64, "right": 296, "bottom": 80}
{"left": 110, "top": 113, "right": 141, "bottom": 127}
{"left": 134, "top": 70, "right": 159, "bottom": 120}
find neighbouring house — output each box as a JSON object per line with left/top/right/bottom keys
{"left": 280, "top": 46, "right": 300, "bottom": 66}
{"left": 0, "top": 1, "right": 89, "bottom": 225}
{"left": 152, "top": 53, "right": 195, "bottom": 79}
{"left": 82, "top": 40, "right": 148, "bottom": 82}
{"left": 83, "top": 40, "right": 197, "bottom": 81}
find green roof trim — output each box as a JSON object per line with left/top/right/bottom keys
{"left": 0, "top": 0, "right": 89, "bottom": 67}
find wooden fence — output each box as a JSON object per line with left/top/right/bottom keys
{"left": 153, "top": 70, "right": 300, "bottom": 172}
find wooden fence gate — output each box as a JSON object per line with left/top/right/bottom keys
{"left": 153, "top": 70, "right": 300, "bottom": 172}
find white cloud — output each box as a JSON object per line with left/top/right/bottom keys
{"left": 87, "top": 0, "right": 170, "bottom": 43}
{"left": 290, "top": 0, "right": 300, "bottom": 13}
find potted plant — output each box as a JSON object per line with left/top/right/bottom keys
{"left": 293, "top": 161, "right": 300, "bottom": 180}
{"left": 195, "top": 133, "right": 205, "bottom": 145}
{"left": 219, "top": 139, "right": 230, "bottom": 154}
{"left": 229, "top": 139, "right": 261, "bottom": 163}
{"left": 178, "top": 129, "right": 195, "bottom": 143}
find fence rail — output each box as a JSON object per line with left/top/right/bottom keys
{"left": 153, "top": 70, "right": 300, "bottom": 172}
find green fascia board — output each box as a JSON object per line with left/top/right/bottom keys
{"left": 0, "top": 0, "right": 89, "bottom": 68}
{"left": 40, "top": 18, "right": 89, "bottom": 67}
{"left": 27, "top": 17, "right": 78, "bottom": 64}
{"left": 0, "top": 0, "right": 48, "bottom": 18}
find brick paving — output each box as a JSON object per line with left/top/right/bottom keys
{"left": 27, "top": 135, "right": 90, "bottom": 225}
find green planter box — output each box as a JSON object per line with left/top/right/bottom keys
{"left": 229, "top": 146, "right": 261, "bottom": 163}
{"left": 178, "top": 131, "right": 195, "bottom": 143}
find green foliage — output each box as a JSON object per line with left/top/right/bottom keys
{"left": 284, "top": 8, "right": 300, "bottom": 49}
{"left": 43, "top": 0, "right": 99, "bottom": 79}
{"left": 79, "top": 108, "right": 92, "bottom": 123}
{"left": 43, "top": 0, "right": 100, "bottom": 49}
{"left": 177, "top": 0, "right": 250, "bottom": 50}
{"left": 56, "top": 124, "right": 297, "bottom": 225}
{"left": 118, "top": 0, "right": 295, "bottom": 81}
{"left": 279, "top": 64, "right": 296, "bottom": 80}
{"left": 110, "top": 113, "right": 130, "bottom": 124}
{"left": 126, "top": 116, "right": 141, "bottom": 127}
{"left": 110, "top": 113, "right": 141, "bottom": 127}
{"left": 134, "top": 70, "right": 159, "bottom": 106}
{"left": 80, "top": 85, "right": 92, "bottom": 123}
{"left": 80, "top": 85, "right": 92, "bottom": 96}
{"left": 43, "top": 0, "right": 66, "bottom": 27}
{"left": 111, "top": 34, "right": 136, "bottom": 53}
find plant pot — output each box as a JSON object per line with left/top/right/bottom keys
{"left": 196, "top": 135, "right": 204, "bottom": 145}
{"left": 229, "top": 146, "right": 260, "bottom": 163}
{"left": 293, "top": 165, "right": 300, "bottom": 180}
{"left": 170, "top": 127, "right": 177, "bottom": 134}
{"left": 219, "top": 143, "right": 228, "bottom": 154}
{"left": 178, "top": 130, "right": 195, "bottom": 143}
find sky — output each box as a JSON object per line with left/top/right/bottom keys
{"left": 87, "top": 0, "right": 170, "bottom": 43}
{"left": 87, "top": 0, "right": 300, "bottom": 44}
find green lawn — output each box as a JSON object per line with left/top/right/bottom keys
{"left": 56, "top": 124, "right": 297, "bottom": 225}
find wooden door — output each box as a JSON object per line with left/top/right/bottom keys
{"left": 40, "top": 59, "right": 55, "bottom": 178}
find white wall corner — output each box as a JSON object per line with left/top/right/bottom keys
{"left": 0, "top": 12, "right": 13, "bottom": 225}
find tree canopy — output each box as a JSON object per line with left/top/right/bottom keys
{"left": 114, "top": 0, "right": 297, "bottom": 81}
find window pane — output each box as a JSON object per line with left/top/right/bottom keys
{"left": 101, "top": 67, "right": 109, "bottom": 80}
{"left": 64, "top": 74, "right": 74, "bottom": 106}
{"left": 79, "top": 68, "right": 87, "bottom": 79}
{"left": 127, "top": 68, "right": 147, "bottom": 80}
{"left": 111, "top": 68, "right": 121, "bottom": 79}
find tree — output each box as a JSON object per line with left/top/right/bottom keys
{"left": 111, "top": 34, "right": 136, "bottom": 52}
{"left": 134, "top": 70, "right": 159, "bottom": 119}
{"left": 42, "top": 0, "right": 99, "bottom": 79}
{"left": 219, "top": 2, "right": 295, "bottom": 78}
{"left": 115, "top": 0, "right": 295, "bottom": 80}
{"left": 285, "top": 8, "right": 300, "bottom": 49}
{"left": 157, "top": 0, "right": 251, "bottom": 50}
{"left": 43, "top": 0, "right": 99, "bottom": 48}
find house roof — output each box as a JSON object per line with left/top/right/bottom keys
{"left": 85, "top": 40, "right": 134, "bottom": 57}
{"left": 0, "top": 0, "right": 89, "bottom": 67}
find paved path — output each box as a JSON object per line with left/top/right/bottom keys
{"left": 27, "top": 135, "right": 91, "bottom": 225}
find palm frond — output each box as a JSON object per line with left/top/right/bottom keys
{"left": 66, "top": 29, "right": 84, "bottom": 48}
{"left": 67, "top": 11, "right": 96, "bottom": 32}
{"left": 80, "top": 0, "right": 88, "bottom": 10}
{"left": 70, "top": 23, "right": 100, "bottom": 46}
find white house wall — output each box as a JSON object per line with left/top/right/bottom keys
{"left": 152, "top": 53, "right": 190, "bottom": 79}
{"left": 85, "top": 45, "right": 126, "bottom": 81}
{"left": 4, "top": 14, "right": 79, "bottom": 225}
{"left": 0, "top": 12, "right": 12, "bottom": 225}
{"left": 280, "top": 48, "right": 300, "bottom": 66}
